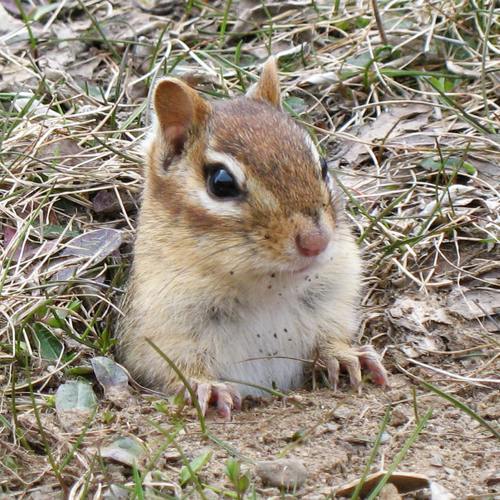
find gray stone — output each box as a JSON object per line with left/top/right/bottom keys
{"left": 256, "top": 458, "right": 307, "bottom": 490}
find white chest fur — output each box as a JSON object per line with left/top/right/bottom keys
{"left": 205, "top": 277, "right": 322, "bottom": 397}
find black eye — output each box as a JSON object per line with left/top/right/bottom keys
{"left": 320, "top": 158, "right": 329, "bottom": 180}
{"left": 206, "top": 165, "right": 241, "bottom": 199}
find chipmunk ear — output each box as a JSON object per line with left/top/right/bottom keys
{"left": 153, "top": 78, "right": 211, "bottom": 157}
{"left": 246, "top": 56, "right": 281, "bottom": 109}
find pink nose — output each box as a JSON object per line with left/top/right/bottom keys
{"left": 295, "top": 229, "right": 330, "bottom": 257}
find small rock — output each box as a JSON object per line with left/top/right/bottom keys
{"left": 324, "top": 422, "right": 338, "bottom": 432}
{"left": 256, "top": 458, "right": 307, "bottom": 490}
{"left": 380, "top": 483, "right": 402, "bottom": 500}
{"left": 380, "top": 431, "right": 391, "bottom": 444}
{"left": 430, "top": 481, "right": 456, "bottom": 499}
{"left": 164, "top": 449, "right": 181, "bottom": 463}
{"left": 430, "top": 453, "right": 443, "bottom": 467}
{"left": 332, "top": 406, "right": 353, "bottom": 420}
{"left": 390, "top": 408, "right": 408, "bottom": 427}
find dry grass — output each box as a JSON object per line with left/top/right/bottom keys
{"left": 0, "top": 0, "right": 499, "bottom": 497}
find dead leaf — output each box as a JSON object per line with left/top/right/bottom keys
{"left": 50, "top": 264, "right": 108, "bottom": 290}
{"left": 232, "top": 1, "right": 310, "bottom": 34}
{"left": 133, "top": 0, "right": 178, "bottom": 15}
{"left": 36, "top": 137, "right": 83, "bottom": 167}
{"left": 68, "top": 58, "right": 101, "bottom": 80}
{"left": 55, "top": 381, "right": 97, "bottom": 432}
{"left": 446, "top": 287, "right": 500, "bottom": 320}
{"left": 92, "top": 191, "right": 122, "bottom": 216}
{"left": 171, "top": 69, "right": 219, "bottom": 88}
{"left": 247, "top": 40, "right": 299, "bottom": 60}
{"left": 0, "top": 0, "right": 19, "bottom": 16}
{"left": 419, "top": 185, "right": 478, "bottom": 217}
{"left": 13, "top": 92, "right": 60, "bottom": 117}
{"left": 297, "top": 71, "right": 338, "bottom": 87}
{"left": 102, "top": 485, "right": 129, "bottom": 499}
{"left": 61, "top": 229, "right": 122, "bottom": 263}
{"left": 3, "top": 226, "right": 16, "bottom": 247}
{"left": 92, "top": 190, "right": 136, "bottom": 216}
{"left": 388, "top": 295, "right": 452, "bottom": 333}
{"left": 340, "top": 104, "right": 431, "bottom": 166}
{"left": 335, "top": 471, "right": 430, "bottom": 497}
{"left": 100, "top": 437, "right": 146, "bottom": 468}
{"left": 38, "top": 28, "right": 81, "bottom": 75}
{"left": 0, "top": 63, "right": 35, "bottom": 92}
{"left": 45, "top": 229, "right": 121, "bottom": 283}
{"left": 4, "top": 227, "right": 59, "bottom": 264}
{"left": 466, "top": 155, "right": 500, "bottom": 185}
{"left": 91, "top": 357, "right": 132, "bottom": 408}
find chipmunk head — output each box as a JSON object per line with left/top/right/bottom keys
{"left": 145, "top": 58, "right": 345, "bottom": 277}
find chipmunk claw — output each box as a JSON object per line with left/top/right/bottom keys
{"left": 322, "top": 343, "right": 388, "bottom": 392}
{"left": 358, "top": 345, "right": 389, "bottom": 387}
{"left": 185, "top": 381, "right": 241, "bottom": 421}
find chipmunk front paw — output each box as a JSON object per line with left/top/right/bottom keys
{"left": 321, "top": 343, "right": 389, "bottom": 393}
{"left": 182, "top": 380, "right": 242, "bottom": 421}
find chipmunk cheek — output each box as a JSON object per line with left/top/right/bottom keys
{"left": 258, "top": 223, "right": 291, "bottom": 254}
{"left": 320, "top": 201, "right": 335, "bottom": 222}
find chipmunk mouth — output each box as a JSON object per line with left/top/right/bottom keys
{"left": 287, "top": 257, "right": 320, "bottom": 274}
{"left": 286, "top": 242, "right": 333, "bottom": 274}
{"left": 292, "top": 263, "right": 314, "bottom": 273}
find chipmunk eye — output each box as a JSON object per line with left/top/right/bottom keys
{"left": 206, "top": 165, "right": 241, "bottom": 199}
{"left": 320, "top": 158, "right": 329, "bottom": 181}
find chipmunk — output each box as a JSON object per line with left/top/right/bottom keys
{"left": 117, "top": 58, "right": 388, "bottom": 419}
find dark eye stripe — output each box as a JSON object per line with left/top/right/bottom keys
{"left": 320, "top": 158, "right": 328, "bottom": 180}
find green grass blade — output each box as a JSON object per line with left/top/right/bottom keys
{"left": 145, "top": 339, "right": 207, "bottom": 435}
{"left": 366, "top": 409, "right": 432, "bottom": 500}
{"left": 351, "top": 407, "right": 391, "bottom": 500}
{"left": 420, "top": 381, "right": 500, "bottom": 440}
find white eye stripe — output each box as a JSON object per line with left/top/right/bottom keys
{"left": 196, "top": 189, "right": 242, "bottom": 216}
{"left": 326, "top": 172, "right": 334, "bottom": 191}
{"left": 305, "top": 134, "right": 321, "bottom": 165}
{"left": 205, "top": 149, "right": 246, "bottom": 187}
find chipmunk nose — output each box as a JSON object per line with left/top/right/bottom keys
{"left": 295, "top": 229, "right": 330, "bottom": 257}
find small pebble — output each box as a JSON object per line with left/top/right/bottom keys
{"left": 256, "top": 458, "right": 307, "bottom": 490}
{"left": 379, "top": 483, "right": 402, "bottom": 500}
{"left": 380, "top": 431, "right": 391, "bottom": 444}
{"left": 390, "top": 408, "right": 408, "bottom": 427}
{"left": 430, "top": 453, "right": 443, "bottom": 467}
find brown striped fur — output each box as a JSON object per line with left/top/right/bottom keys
{"left": 115, "top": 58, "right": 385, "bottom": 400}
